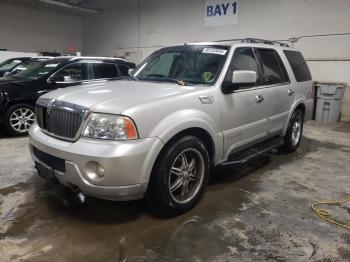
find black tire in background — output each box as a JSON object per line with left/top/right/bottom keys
{"left": 4, "top": 103, "right": 35, "bottom": 136}
{"left": 280, "top": 109, "right": 304, "bottom": 153}
{"left": 147, "top": 136, "right": 210, "bottom": 217}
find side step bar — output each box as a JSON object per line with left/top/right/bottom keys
{"left": 221, "top": 137, "right": 284, "bottom": 166}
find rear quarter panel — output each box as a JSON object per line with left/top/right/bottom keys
{"left": 281, "top": 47, "right": 314, "bottom": 133}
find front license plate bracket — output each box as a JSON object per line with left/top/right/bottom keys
{"left": 35, "top": 162, "right": 59, "bottom": 184}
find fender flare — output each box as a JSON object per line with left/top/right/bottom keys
{"left": 140, "top": 110, "right": 223, "bottom": 183}
{"left": 150, "top": 110, "right": 221, "bottom": 149}
{"left": 282, "top": 99, "right": 306, "bottom": 136}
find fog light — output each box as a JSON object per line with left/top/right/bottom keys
{"left": 86, "top": 161, "right": 105, "bottom": 181}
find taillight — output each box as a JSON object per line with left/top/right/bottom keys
{"left": 308, "top": 83, "right": 316, "bottom": 99}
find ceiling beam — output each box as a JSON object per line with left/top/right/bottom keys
{"left": 35, "top": 0, "right": 102, "bottom": 14}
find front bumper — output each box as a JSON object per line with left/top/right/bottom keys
{"left": 29, "top": 125, "right": 164, "bottom": 201}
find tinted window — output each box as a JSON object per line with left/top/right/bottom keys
{"left": 57, "top": 63, "right": 88, "bottom": 82}
{"left": 257, "top": 49, "right": 288, "bottom": 85}
{"left": 14, "top": 58, "right": 68, "bottom": 79}
{"left": 231, "top": 47, "right": 259, "bottom": 82}
{"left": 284, "top": 50, "right": 312, "bottom": 82}
{"left": 93, "top": 63, "right": 119, "bottom": 79}
{"left": 0, "top": 59, "right": 24, "bottom": 71}
{"left": 11, "top": 59, "right": 45, "bottom": 75}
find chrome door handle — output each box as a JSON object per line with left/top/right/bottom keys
{"left": 255, "top": 95, "right": 264, "bottom": 103}
{"left": 288, "top": 89, "right": 295, "bottom": 96}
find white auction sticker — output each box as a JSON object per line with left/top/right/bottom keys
{"left": 202, "top": 48, "right": 227, "bottom": 56}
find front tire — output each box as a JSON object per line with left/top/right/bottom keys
{"left": 147, "top": 136, "right": 210, "bottom": 217}
{"left": 4, "top": 104, "right": 35, "bottom": 136}
{"left": 280, "top": 109, "right": 304, "bottom": 153}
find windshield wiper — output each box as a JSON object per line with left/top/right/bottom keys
{"left": 143, "top": 74, "right": 187, "bottom": 86}
{"left": 116, "top": 75, "right": 139, "bottom": 81}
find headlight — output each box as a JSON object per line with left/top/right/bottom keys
{"left": 83, "top": 113, "right": 138, "bottom": 140}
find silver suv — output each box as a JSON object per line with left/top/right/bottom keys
{"left": 29, "top": 39, "right": 314, "bottom": 216}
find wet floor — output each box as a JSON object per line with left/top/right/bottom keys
{"left": 1, "top": 122, "right": 350, "bottom": 261}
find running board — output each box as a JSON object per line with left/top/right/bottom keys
{"left": 221, "top": 137, "right": 284, "bottom": 166}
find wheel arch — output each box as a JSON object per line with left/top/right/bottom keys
{"left": 282, "top": 100, "right": 306, "bottom": 136}
{"left": 160, "top": 127, "right": 216, "bottom": 165}
{"left": 5, "top": 99, "right": 36, "bottom": 111}
{"left": 140, "top": 114, "right": 223, "bottom": 188}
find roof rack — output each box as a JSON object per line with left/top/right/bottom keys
{"left": 209, "top": 38, "right": 290, "bottom": 47}
{"left": 211, "top": 38, "right": 243, "bottom": 43}
{"left": 70, "top": 56, "right": 125, "bottom": 61}
{"left": 241, "top": 38, "right": 290, "bottom": 47}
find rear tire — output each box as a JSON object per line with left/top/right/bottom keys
{"left": 147, "top": 136, "right": 210, "bottom": 217}
{"left": 280, "top": 109, "right": 304, "bottom": 153}
{"left": 4, "top": 104, "right": 35, "bottom": 136}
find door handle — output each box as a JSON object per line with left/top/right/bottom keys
{"left": 255, "top": 95, "right": 264, "bottom": 103}
{"left": 288, "top": 89, "right": 295, "bottom": 96}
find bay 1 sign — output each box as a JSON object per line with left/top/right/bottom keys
{"left": 204, "top": 0, "right": 238, "bottom": 27}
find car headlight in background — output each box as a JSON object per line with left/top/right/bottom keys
{"left": 83, "top": 113, "right": 138, "bottom": 140}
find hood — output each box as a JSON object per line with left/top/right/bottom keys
{"left": 40, "top": 80, "right": 197, "bottom": 114}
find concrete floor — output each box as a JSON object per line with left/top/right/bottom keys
{"left": 1, "top": 122, "right": 350, "bottom": 262}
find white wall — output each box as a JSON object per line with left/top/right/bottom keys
{"left": 83, "top": 0, "right": 350, "bottom": 58}
{"left": 83, "top": 0, "right": 350, "bottom": 121}
{"left": 0, "top": 51, "right": 39, "bottom": 63}
{"left": 0, "top": 0, "right": 82, "bottom": 54}
{"left": 83, "top": 0, "right": 139, "bottom": 59}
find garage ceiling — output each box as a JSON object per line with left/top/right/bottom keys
{"left": 35, "top": 0, "right": 102, "bottom": 13}
{"left": 2, "top": 0, "right": 103, "bottom": 14}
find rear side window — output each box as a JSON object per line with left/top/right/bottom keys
{"left": 257, "top": 49, "right": 289, "bottom": 85}
{"left": 283, "top": 50, "right": 312, "bottom": 82}
{"left": 92, "top": 63, "right": 119, "bottom": 79}
{"left": 57, "top": 63, "right": 88, "bottom": 82}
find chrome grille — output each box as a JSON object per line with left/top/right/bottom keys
{"left": 36, "top": 99, "right": 88, "bottom": 141}
{"left": 46, "top": 108, "right": 82, "bottom": 138}
{"left": 35, "top": 104, "right": 46, "bottom": 129}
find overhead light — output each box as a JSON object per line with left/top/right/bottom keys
{"left": 36, "top": 0, "right": 102, "bottom": 14}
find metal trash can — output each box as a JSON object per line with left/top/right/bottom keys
{"left": 315, "top": 82, "right": 346, "bottom": 124}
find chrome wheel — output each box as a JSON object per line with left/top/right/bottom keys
{"left": 9, "top": 108, "right": 35, "bottom": 133}
{"left": 291, "top": 116, "right": 302, "bottom": 146}
{"left": 169, "top": 148, "right": 205, "bottom": 204}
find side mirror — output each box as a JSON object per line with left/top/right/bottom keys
{"left": 3, "top": 71, "right": 11, "bottom": 77}
{"left": 48, "top": 74, "right": 64, "bottom": 84}
{"left": 222, "top": 70, "right": 257, "bottom": 94}
{"left": 126, "top": 62, "right": 136, "bottom": 69}
{"left": 232, "top": 70, "right": 257, "bottom": 85}
{"left": 128, "top": 68, "right": 134, "bottom": 75}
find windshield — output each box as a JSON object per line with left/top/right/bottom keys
{"left": 10, "top": 59, "right": 49, "bottom": 75}
{"left": 0, "top": 58, "right": 25, "bottom": 72}
{"left": 132, "top": 45, "right": 229, "bottom": 85}
{"left": 14, "top": 59, "right": 68, "bottom": 79}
